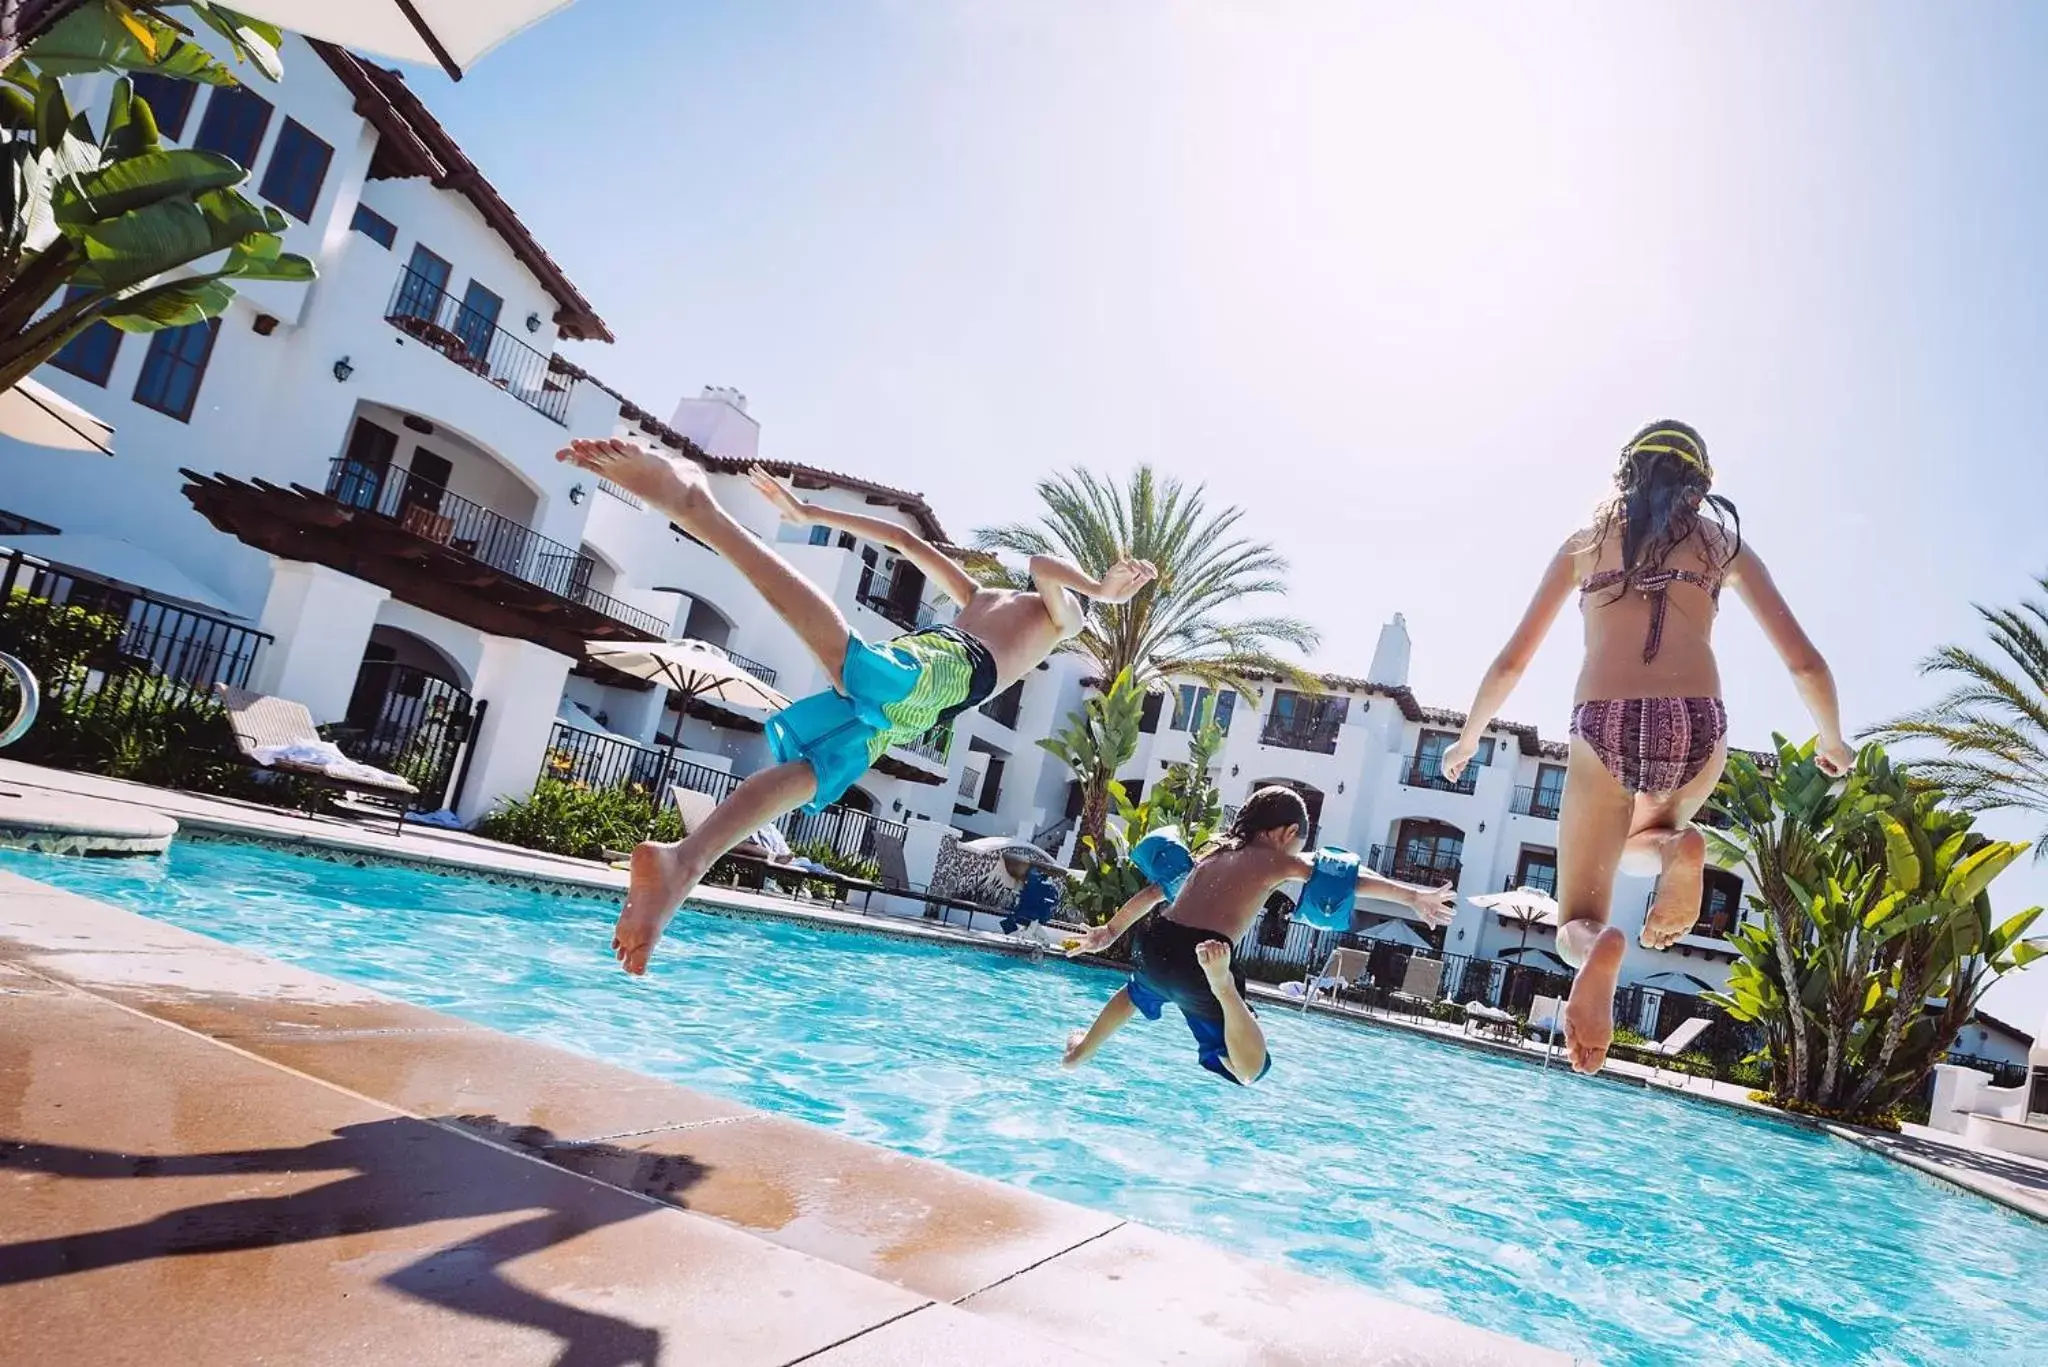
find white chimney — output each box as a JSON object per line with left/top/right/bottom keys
{"left": 669, "top": 385, "right": 760, "bottom": 463}
{"left": 1367, "top": 613, "right": 1412, "bottom": 689}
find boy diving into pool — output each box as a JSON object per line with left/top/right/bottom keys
{"left": 1061, "top": 787, "right": 1456, "bottom": 1084}
{"left": 555, "top": 438, "right": 1156, "bottom": 975}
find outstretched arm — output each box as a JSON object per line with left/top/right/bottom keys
{"left": 1279, "top": 852, "right": 1458, "bottom": 927}
{"left": 1726, "top": 543, "right": 1852, "bottom": 775}
{"left": 1442, "top": 540, "right": 1579, "bottom": 780}
{"left": 748, "top": 466, "right": 981, "bottom": 606}
{"left": 1067, "top": 883, "right": 1166, "bottom": 956}
{"left": 1027, "top": 555, "right": 1157, "bottom": 637}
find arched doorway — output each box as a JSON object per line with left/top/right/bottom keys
{"left": 839, "top": 785, "right": 876, "bottom": 813}
{"left": 680, "top": 596, "right": 734, "bottom": 649}
{"left": 339, "top": 627, "right": 479, "bottom": 812}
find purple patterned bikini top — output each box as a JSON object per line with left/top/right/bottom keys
{"left": 1579, "top": 566, "right": 1723, "bottom": 663}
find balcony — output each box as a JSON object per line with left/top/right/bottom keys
{"left": 1404, "top": 755, "right": 1478, "bottom": 796}
{"left": 722, "top": 648, "right": 777, "bottom": 688}
{"left": 1505, "top": 869, "right": 1558, "bottom": 897}
{"left": 1369, "top": 843, "right": 1463, "bottom": 890}
{"left": 1511, "top": 785, "right": 1563, "bottom": 820}
{"left": 902, "top": 721, "right": 952, "bottom": 765}
{"left": 1259, "top": 719, "right": 1341, "bottom": 755}
{"left": 325, "top": 458, "right": 667, "bottom": 636}
{"left": 386, "top": 267, "right": 571, "bottom": 426}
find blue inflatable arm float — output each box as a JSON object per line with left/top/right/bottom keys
{"left": 1130, "top": 826, "right": 1195, "bottom": 902}
{"left": 1294, "top": 847, "right": 1360, "bottom": 929}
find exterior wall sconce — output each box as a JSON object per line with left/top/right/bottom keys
{"left": 332, "top": 356, "right": 353, "bottom": 382}
{"left": 252, "top": 313, "right": 279, "bottom": 335}
{"left": 526, "top": 311, "right": 543, "bottom": 332}
{"left": 1229, "top": 764, "right": 1239, "bottom": 777}
{"left": 1337, "top": 781, "right": 1345, "bottom": 794}
{"left": 568, "top": 483, "right": 586, "bottom": 505}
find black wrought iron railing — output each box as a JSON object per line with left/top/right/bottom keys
{"left": 1505, "top": 868, "right": 1558, "bottom": 897}
{"left": 1368, "top": 842, "right": 1463, "bottom": 890}
{"left": 542, "top": 722, "right": 741, "bottom": 803}
{"left": 903, "top": 721, "right": 951, "bottom": 764}
{"left": 1259, "top": 718, "right": 1341, "bottom": 754}
{"left": 326, "top": 458, "right": 664, "bottom": 636}
{"left": 722, "top": 648, "right": 776, "bottom": 687}
{"left": 335, "top": 661, "right": 479, "bottom": 811}
{"left": 1404, "top": 755, "right": 1479, "bottom": 795}
{"left": 537, "top": 722, "right": 903, "bottom": 860}
{"left": 1511, "top": 785, "right": 1563, "bottom": 819}
{"left": 386, "top": 266, "right": 571, "bottom": 425}
{"left": 0, "top": 547, "right": 271, "bottom": 759}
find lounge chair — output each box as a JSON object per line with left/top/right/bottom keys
{"left": 1395, "top": 955, "right": 1444, "bottom": 1009}
{"left": 1463, "top": 1000, "right": 1520, "bottom": 1043}
{"left": 668, "top": 783, "right": 879, "bottom": 909}
{"left": 216, "top": 685, "right": 418, "bottom": 833}
{"left": 1301, "top": 946, "right": 1372, "bottom": 1012}
{"left": 1636, "top": 1015, "right": 1715, "bottom": 1086}
{"left": 1527, "top": 993, "right": 1567, "bottom": 1068}
{"left": 872, "top": 829, "right": 1000, "bottom": 926}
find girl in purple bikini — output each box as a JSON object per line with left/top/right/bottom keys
{"left": 1440, "top": 421, "right": 1852, "bottom": 1074}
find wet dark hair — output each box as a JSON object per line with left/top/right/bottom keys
{"left": 1590, "top": 419, "right": 1740, "bottom": 584}
{"left": 1212, "top": 786, "right": 1310, "bottom": 853}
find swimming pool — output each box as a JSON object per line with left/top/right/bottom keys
{"left": 6, "top": 838, "right": 2043, "bottom": 1366}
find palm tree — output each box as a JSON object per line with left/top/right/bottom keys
{"left": 1866, "top": 572, "right": 2048, "bottom": 854}
{"left": 974, "top": 464, "right": 1316, "bottom": 843}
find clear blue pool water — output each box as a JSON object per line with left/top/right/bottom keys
{"left": 5, "top": 838, "right": 2044, "bottom": 1366}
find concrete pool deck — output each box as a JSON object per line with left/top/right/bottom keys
{"left": 5, "top": 758, "right": 2046, "bottom": 1229}
{"left": 0, "top": 870, "right": 1575, "bottom": 1366}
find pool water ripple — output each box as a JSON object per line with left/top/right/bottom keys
{"left": 5, "top": 840, "right": 2044, "bottom": 1367}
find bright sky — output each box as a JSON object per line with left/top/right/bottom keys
{"left": 426, "top": 0, "right": 2048, "bottom": 1028}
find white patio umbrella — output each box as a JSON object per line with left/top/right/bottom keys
{"left": 1472, "top": 886, "right": 1561, "bottom": 958}
{"left": 231, "top": 1, "right": 581, "bottom": 80}
{"left": 0, "top": 379, "right": 113, "bottom": 455}
{"left": 1354, "top": 918, "right": 1432, "bottom": 951}
{"left": 583, "top": 639, "right": 790, "bottom": 721}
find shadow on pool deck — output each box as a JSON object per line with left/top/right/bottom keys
{"left": 1, "top": 1118, "right": 709, "bottom": 1367}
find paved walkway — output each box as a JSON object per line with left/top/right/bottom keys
{"left": 0, "top": 871, "right": 1569, "bottom": 1366}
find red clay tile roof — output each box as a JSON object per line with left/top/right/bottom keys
{"left": 311, "top": 42, "right": 611, "bottom": 342}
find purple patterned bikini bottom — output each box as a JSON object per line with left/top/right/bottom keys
{"left": 1569, "top": 696, "right": 1728, "bottom": 795}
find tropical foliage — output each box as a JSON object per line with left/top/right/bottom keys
{"left": 1059, "top": 682, "right": 1230, "bottom": 923}
{"left": 1703, "top": 737, "right": 2045, "bottom": 1126}
{"left": 1867, "top": 572, "right": 2048, "bottom": 855}
{"left": 1, "top": 2, "right": 312, "bottom": 394}
{"left": 1037, "top": 666, "right": 1145, "bottom": 849}
{"left": 475, "top": 778, "right": 683, "bottom": 860}
{"left": 976, "top": 464, "right": 1314, "bottom": 841}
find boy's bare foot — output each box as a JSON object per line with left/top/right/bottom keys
{"left": 556, "top": 438, "right": 717, "bottom": 531}
{"left": 612, "top": 841, "right": 705, "bottom": 975}
{"left": 1562, "top": 925, "right": 1626, "bottom": 1074}
{"left": 1640, "top": 826, "right": 1706, "bottom": 949}
{"left": 1062, "top": 1028, "right": 1090, "bottom": 1069}
{"left": 1195, "top": 938, "right": 1234, "bottom": 986}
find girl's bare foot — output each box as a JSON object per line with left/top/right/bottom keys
{"left": 1640, "top": 826, "right": 1706, "bottom": 949}
{"left": 1562, "top": 925, "right": 1627, "bottom": 1074}
{"left": 556, "top": 438, "right": 717, "bottom": 531}
{"left": 612, "top": 841, "right": 705, "bottom": 975}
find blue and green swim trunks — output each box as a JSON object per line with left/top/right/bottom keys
{"left": 766, "top": 625, "right": 999, "bottom": 811}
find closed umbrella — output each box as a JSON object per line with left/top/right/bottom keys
{"left": 231, "top": 1, "right": 581, "bottom": 79}
{"left": 1472, "top": 886, "right": 1560, "bottom": 958}
{"left": 960, "top": 835, "right": 1077, "bottom": 888}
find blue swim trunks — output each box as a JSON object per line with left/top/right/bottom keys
{"left": 1127, "top": 916, "right": 1273, "bottom": 1085}
{"left": 765, "top": 625, "right": 998, "bottom": 812}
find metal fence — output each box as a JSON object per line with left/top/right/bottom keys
{"left": 0, "top": 547, "right": 270, "bottom": 735}
{"left": 539, "top": 721, "right": 905, "bottom": 861}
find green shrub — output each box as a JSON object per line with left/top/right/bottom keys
{"left": 1428, "top": 1001, "right": 1468, "bottom": 1025}
{"left": 475, "top": 779, "right": 679, "bottom": 860}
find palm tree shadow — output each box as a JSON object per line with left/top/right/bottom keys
{"left": 0, "top": 1115, "right": 710, "bottom": 1367}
